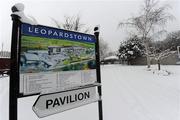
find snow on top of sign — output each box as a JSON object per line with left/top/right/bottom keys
{"left": 14, "top": 3, "right": 24, "bottom": 11}
{"left": 12, "top": 3, "right": 38, "bottom": 25}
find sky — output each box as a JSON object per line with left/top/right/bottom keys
{"left": 0, "top": 0, "right": 180, "bottom": 52}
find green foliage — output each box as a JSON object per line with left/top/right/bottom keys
{"left": 63, "top": 60, "right": 70, "bottom": 65}
{"left": 87, "top": 60, "right": 96, "bottom": 69}
{"left": 21, "top": 35, "right": 95, "bottom": 52}
{"left": 61, "top": 60, "right": 96, "bottom": 71}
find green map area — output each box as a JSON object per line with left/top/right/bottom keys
{"left": 21, "top": 36, "right": 95, "bottom": 52}
{"left": 20, "top": 35, "right": 96, "bottom": 73}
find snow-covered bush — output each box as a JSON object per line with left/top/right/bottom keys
{"left": 118, "top": 35, "right": 145, "bottom": 64}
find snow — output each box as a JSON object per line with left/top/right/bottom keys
{"left": 24, "top": 53, "right": 40, "bottom": 61}
{"left": 127, "top": 50, "right": 133, "bottom": 55}
{"left": 104, "top": 55, "right": 118, "bottom": 60}
{"left": 1, "top": 65, "right": 180, "bottom": 120}
{"left": 0, "top": 76, "right": 9, "bottom": 120}
{"left": 101, "top": 65, "right": 180, "bottom": 120}
{"left": 14, "top": 3, "right": 24, "bottom": 11}
{"left": 12, "top": 3, "right": 37, "bottom": 25}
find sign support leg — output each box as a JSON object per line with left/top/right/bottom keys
{"left": 9, "top": 14, "right": 21, "bottom": 120}
{"left": 94, "top": 26, "right": 103, "bottom": 120}
{"left": 98, "top": 88, "right": 103, "bottom": 120}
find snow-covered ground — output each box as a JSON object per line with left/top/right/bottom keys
{"left": 0, "top": 65, "right": 180, "bottom": 120}
{"left": 102, "top": 65, "right": 180, "bottom": 120}
{"left": 0, "top": 76, "right": 9, "bottom": 120}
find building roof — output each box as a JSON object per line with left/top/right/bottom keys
{"left": 24, "top": 53, "right": 39, "bottom": 61}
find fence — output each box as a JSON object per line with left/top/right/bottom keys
{"left": 0, "top": 51, "right": 10, "bottom": 58}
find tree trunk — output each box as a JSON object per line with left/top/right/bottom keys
{"left": 144, "top": 43, "right": 151, "bottom": 68}
{"left": 158, "top": 59, "right": 161, "bottom": 70}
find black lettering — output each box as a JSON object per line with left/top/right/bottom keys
{"left": 70, "top": 95, "right": 75, "bottom": 103}
{"left": 53, "top": 98, "right": 60, "bottom": 107}
{"left": 84, "top": 91, "right": 90, "bottom": 99}
{"left": 75, "top": 93, "right": 77, "bottom": 101}
{"left": 66, "top": 96, "right": 69, "bottom": 104}
{"left": 46, "top": 99, "right": 53, "bottom": 109}
{"left": 78, "top": 93, "right": 84, "bottom": 100}
{"left": 59, "top": 97, "right": 66, "bottom": 105}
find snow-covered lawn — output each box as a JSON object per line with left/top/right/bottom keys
{"left": 102, "top": 65, "right": 180, "bottom": 120}
{"left": 0, "top": 65, "right": 180, "bottom": 120}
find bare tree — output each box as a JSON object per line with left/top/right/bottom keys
{"left": 51, "top": 15, "right": 91, "bottom": 33}
{"left": 163, "top": 30, "right": 180, "bottom": 51}
{"left": 52, "top": 15, "right": 109, "bottom": 59}
{"left": 118, "top": 0, "right": 174, "bottom": 68}
{"left": 152, "top": 48, "right": 172, "bottom": 70}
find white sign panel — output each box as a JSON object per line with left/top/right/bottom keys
{"left": 20, "top": 70, "right": 96, "bottom": 95}
{"left": 32, "top": 86, "right": 99, "bottom": 118}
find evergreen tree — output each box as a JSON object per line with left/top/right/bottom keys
{"left": 118, "top": 36, "right": 145, "bottom": 64}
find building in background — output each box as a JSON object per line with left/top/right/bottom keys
{"left": 0, "top": 51, "right": 10, "bottom": 75}
{"left": 0, "top": 51, "right": 10, "bottom": 58}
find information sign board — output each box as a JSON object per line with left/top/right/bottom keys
{"left": 10, "top": 13, "right": 102, "bottom": 120}
{"left": 20, "top": 23, "right": 97, "bottom": 95}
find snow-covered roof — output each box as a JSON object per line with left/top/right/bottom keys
{"left": 24, "top": 53, "right": 39, "bottom": 61}
{"left": 104, "top": 56, "right": 118, "bottom": 60}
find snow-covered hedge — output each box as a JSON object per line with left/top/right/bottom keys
{"left": 118, "top": 35, "right": 145, "bottom": 63}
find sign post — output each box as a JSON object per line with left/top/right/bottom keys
{"left": 10, "top": 4, "right": 103, "bottom": 120}
{"left": 9, "top": 14, "right": 21, "bottom": 120}
{"left": 94, "top": 26, "right": 103, "bottom": 120}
